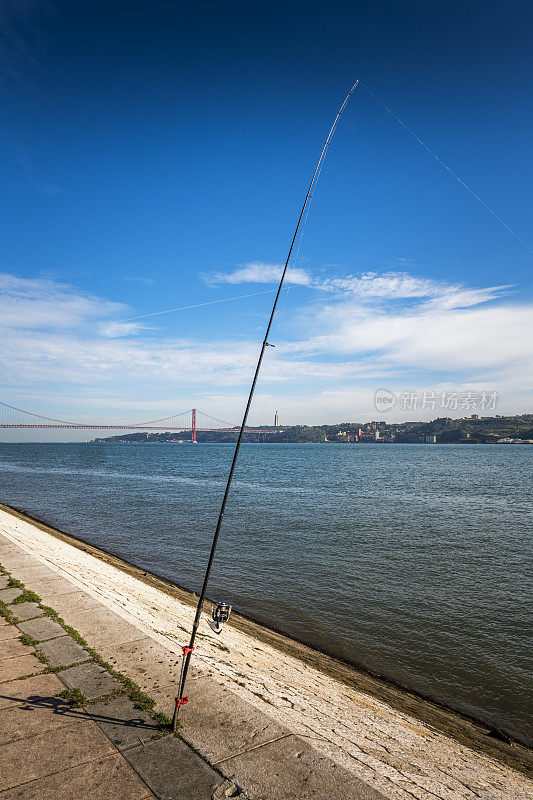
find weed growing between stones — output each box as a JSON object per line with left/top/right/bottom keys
{"left": 0, "top": 600, "right": 17, "bottom": 625}
{"left": 59, "top": 688, "right": 88, "bottom": 707}
{"left": 11, "top": 590, "right": 41, "bottom": 605}
{"left": 35, "top": 649, "right": 50, "bottom": 665}
{"left": 40, "top": 605, "right": 62, "bottom": 623}
{"left": 19, "top": 632, "right": 38, "bottom": 647}
{"left": 42, "top": 611, "right": 157, "bottom": 710}
{"left": 153, "top": 711, "right": 172, "bottom": 727}
{"left": 153, "top": 711, "right": 173, "bottom": 731}
{"left": 0, "top": 562, "right": 179, "bottom": 732}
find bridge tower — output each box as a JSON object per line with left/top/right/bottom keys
{"left": 191, "top": 408, "right": 197, "bottom": 443}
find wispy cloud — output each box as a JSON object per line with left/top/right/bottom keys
{"left": 320, "top": 270, "right": 511, "bottom": 308}
{"left": 0, "top": 268, "right": 530, "bottom": 423}
{"left": 294, "top": 299, "right": 532, "bottom": 371}
{"left": 99, "top": 321, "right": 148, "bottom": 338}
{"left": 204, "top": 261, "right": 312, "bottom": 286}
{"left": 0, "top": 272, "right": 125, "bottom": 330}
{"left": 422, "top": 284, "right": 512, "bottom": 310}
{"left": 0, "top": 0, "right": 55, "bottom": 91}
{"left": 203, "top": 264, "right": 511, "bottom": 312}
{"left": 10, "top": 147, "right": 61, "bottom": 197}
{"left": 321, "top": 271, "right": 443, "bottom": 298}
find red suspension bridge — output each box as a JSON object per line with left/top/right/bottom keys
{"left": 0, "top": 402, "right": 274, "bottom": 443}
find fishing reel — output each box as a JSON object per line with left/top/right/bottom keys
{"left": 208, "top": 601, "right": 232, "bottom": 634}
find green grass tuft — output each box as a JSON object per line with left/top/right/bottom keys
{"left": 19, "top": 632, "right": 38, "bottom": 647}
{"left": 153, "top": 711, "right": 173, "bottom": 730}
{"left": 34, "top": 649, "right": 50, "bottom": 665}
{"left": 0, "top": 601, "right": 17, "bottom": 625}
{"left": 42, "top": 607, "right": 156, "bottom": 711}
{"left": 41, "top": 605, "right": 60, "bottom": 621}
{"left": 12, "top": 590, "right": 41, "bottom": 605}
{"left": 122, "top": 677, "right": 156, "bottom": 711}
{"left": 3, "top": 566, "right": 172, "bottom": 728}
{"left": 59, "top": 688, "right": 88, "bottom": 707}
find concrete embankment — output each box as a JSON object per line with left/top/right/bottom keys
{"left": 0, "top": 501, "right": 531, "bottom": 800}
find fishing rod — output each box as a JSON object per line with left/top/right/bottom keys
{"left": 172, "top": 80, "right": 359, "bottom": 732}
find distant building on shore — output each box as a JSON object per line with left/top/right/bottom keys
{"left": 274, "top": 411, "right": 279, "bottom": 427}
{"left": 396, "top": 433, "right": 437, "bottom": 444}
{"left": 497, "top": 437, "right": 533, "bottom": 444}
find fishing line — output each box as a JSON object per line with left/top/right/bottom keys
{"left": 124, "top": 289, "right": 276, "bottom": 322}
{"left": 359, "top": 81, "right": 531, "bottom": 252}
{"left": 210, "top": 89, "right": 337, "bottom": 633}
{"left": 252, "top": 142, "right": 322, "bottom": 474}
{"left": 172, "top": 82, "right": 360, "bottom": 730}
{"left": 126, "top": 99, "right": 330, "bottom": 331}
{"left": 249, "top": 104, "right": 334, "bottom": 486}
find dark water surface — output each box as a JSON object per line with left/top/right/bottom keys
{"left": 0, "top": 442, "right": 531, "bottom": 743}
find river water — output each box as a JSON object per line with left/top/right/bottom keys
{"left": 0, "top": 442, "right": 531, "bottom": 743}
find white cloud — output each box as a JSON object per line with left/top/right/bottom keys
{"left": 0, "top": 326, "right": 384, "bottom": 390}
{"left": 0, "top": 269, "right": 530, "bottom": 431}
{"left": 99, "top": 321, "right": 147, "bottom": 338}
{"left": 0, "top": 272, "right": 125, "bottom": 330}
{"left": 320, "top": 270, "right": 511, "bottom": 309}
{"left": 204, "top": 265, "right": 511, "bottom": 314}
{"left": 423, "top": 284, "right": 511, "bottom": 310}
{"left": 204, "top": 261, "right": 312, "bottom": 286}
{"left": 321, "top": 271, "right": 443, "bottom": 298}
{"left": 287, "top": 294, "right": 533, "bottom": 381}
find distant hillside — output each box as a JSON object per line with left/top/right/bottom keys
{"left": 91, "top": 414, "right": 533, "bottom": 444}
{"left": 401, "top": 414, "right": 533, "bottom": 444}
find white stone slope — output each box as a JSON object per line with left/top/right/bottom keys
{"left": 0, "top": 508, "right": 530, "bottom": 800}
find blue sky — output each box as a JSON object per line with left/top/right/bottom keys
{"left": 1, "top": 0, "right": 532, "bottom": 439}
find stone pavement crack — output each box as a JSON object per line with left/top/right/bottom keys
{"left": 213, "top": 733, "right": 294, "bottom": 764}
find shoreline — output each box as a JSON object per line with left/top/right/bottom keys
{"left": 0, "top": 499, "right": 531, "bottom": 779}
{"left": 2, "top": 440, "right": 532, "bottom": 445}
{"left": 1, "top": 497, "right": 527, "bottom": 745}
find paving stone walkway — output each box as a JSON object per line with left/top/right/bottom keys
{"left": 0, "top": 514, "right": 531, "bottom": 800}
{"left": 0, "top": 576, "right": 233, "bottom": 800}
